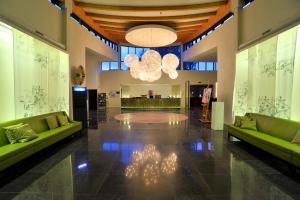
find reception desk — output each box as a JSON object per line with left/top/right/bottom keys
{"left": 121, "top": 98, "right": 181, "bottom": 109}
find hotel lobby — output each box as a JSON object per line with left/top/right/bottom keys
{"left": 0, "top": 0, "right": 300, "bottom": 199}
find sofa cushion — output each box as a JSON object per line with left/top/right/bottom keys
{"left": 57, "top": 115, "right": 69, "bottom": 126}
{"left": 34, "top": 122, "right": 80, "bottom": 141}
{"left": 292, "top": 129, "right": 300, "bottom": 145}
{"left": 234, "top": 116, "right": 242, "bottom": 127}
{"left": 234, "top": 116, "right": 252, "bottom": 127}
{"left": 3, "top": 123, "right": 24, "bottom": 144}
{"left": 5, "top": 124, "right": 38, "bottom": 144}
{"left": 240, "top": 120, "right": 257, "bottom": 131}
{"left": 17, "top": 124, "right": 39, "bottom": 143}
{"left": 247, "top": 113, "right": 300, "bottom": 142}
{"left": 45, "top": 115, "right": 59, "bottom": 129}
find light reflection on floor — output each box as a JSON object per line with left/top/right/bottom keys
{"left": 114, "top": 112, "right": 188, "bottom": 124}
{"left": 125, "top": 144, "right": 178, "bottom": 186}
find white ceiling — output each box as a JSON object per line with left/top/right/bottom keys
{"left": 190, "top": 47, "right": 217, "bottom": 61}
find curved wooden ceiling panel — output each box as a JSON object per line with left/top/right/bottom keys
{"left": 72, "top": 0, "right": 230, "bottom": 45}
{"left": 86, "top": 12, "right": 216, "bottom": 21}
{"left": 75, "top": 0, "right": 225, "bottom": 7}
{"left": 75, "top": 1, "right": 226, "bottom": 11}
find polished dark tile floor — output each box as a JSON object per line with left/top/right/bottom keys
{"left": 1, "top": 108, "right": 300, "bottom": 200}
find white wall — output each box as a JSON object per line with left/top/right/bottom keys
{"left": 99, "top": 71, "right": 217, "bottom": 107}
{"left": 66, "top": 12, "right": 116, "bottom": 76}
{"left": 0, "top": 0, "right": 65, "bottom": 46}
{"left": 184, "top": 15, "right": 238, "bottom": 124}
{"left": 239, "top": 0, "right": 300, "bottom": 47}
{"left": 64, "top": 0, "right": 117, "bottom": 116}
{"left": 85, "top": 50, "right": 104, "bottom": 90}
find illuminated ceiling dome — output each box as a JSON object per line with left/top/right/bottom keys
{"left": 125, "top": 25, "right": 177, "bottom": 47}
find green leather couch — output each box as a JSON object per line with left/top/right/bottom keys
{"left": 228, "top": 113, "right": 300, "bottom": 168}
{"left": 0, "top": 111, "right": 82, "bottom": 171}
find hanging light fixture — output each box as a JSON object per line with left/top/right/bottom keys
{"left": 125, "top": 25, "right": 177, "bottom": 47}
{"left": 168, "top": 70, "right": 179, "bottom": 79}
{"left": 124, "top": 54, "right": 139, "bottom": 68}
{"left": 162, "top": 53, "right": 179, "bottom": 74}
{"left": 141, "top": 50, "right": 162, "bottom": 72}
{"left": 125, "top": 50, "right": 179, "bottom": 82}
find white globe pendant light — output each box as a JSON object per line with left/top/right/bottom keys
{"left": 169, "top": 70, "right": 178, "bottom": 79}
{"left": 141, "top": 50, "right": 162, "bottom": 72}
{"left": 162, "top": 53, "right": 179, "bottom": 74}
{"left": 125, "top": 50, "right": 179, "bottom": 81}
{"left": 130, "top": 66, "right": 139, "bottom": 79}
{"left": 124, "top": 54, "right": 139, "bottom": 67}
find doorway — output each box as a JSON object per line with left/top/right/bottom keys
{"left": 190, "top": 84, "right": 214, "bottom": 107}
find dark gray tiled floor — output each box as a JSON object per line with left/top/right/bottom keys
{"left": 0, "top": 108, "right": 300, "bottom": 200}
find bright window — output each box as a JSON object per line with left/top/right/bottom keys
{"left": 100, "top": 61, "right": 119, "bottom": 71}
{"left": 183, "top": 61, "right": 217, "bottom": 71}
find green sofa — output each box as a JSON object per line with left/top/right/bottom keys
{"left": 0, "top": 111, "right": 82, "bottom": 171}
{"left": 228, "top": 113, "right": 300, "bottom": 168}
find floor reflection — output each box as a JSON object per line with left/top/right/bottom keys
{"left": 191, "top": 140, "right": 214, "bottom": 153}
{"left": 114, "top": 112, "right": 188, "bottom": 124}
{"left": 0, "top": 108, "right": 299, "bottom": 200}
{"left": 125, "top": 144, "right": 177, "bottom": 186}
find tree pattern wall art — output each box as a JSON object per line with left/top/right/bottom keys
{"left": 233, "top": 25, "right": 300, "bottom": 121}
{"left": 0, "top": 21, "right": 69, "bottom": 122}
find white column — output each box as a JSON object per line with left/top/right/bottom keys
{"left": 211, "top": 102, "right": 224, "bottom": 130}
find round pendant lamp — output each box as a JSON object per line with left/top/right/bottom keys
{"left": 125, "top": 24, "right": 177, "bottom": 47}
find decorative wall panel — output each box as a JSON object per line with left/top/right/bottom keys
{"left": 0, "top": 22, "right": 15, "bottom": 122}
{"left": 233, "top": 25, "right": 300, "bottom": 121}
{"left": 0, "top": 21, "right": 69, "bottom": 122}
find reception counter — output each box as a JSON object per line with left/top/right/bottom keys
{"left": 121, "top": 98, "right": 181, "bottom": 109}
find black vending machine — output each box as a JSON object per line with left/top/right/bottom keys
{"left": 72, "top": 86, "right": 88, "bottom": 129}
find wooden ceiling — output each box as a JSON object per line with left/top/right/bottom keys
{"left": 72, "top": 0, "right": 231, "bottom": 45}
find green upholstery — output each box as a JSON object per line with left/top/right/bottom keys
{"left": 240, "top": 120, "right": 257, "bottom": 131}
{"left": 5, "top": 124, "right": 38, "bottom": 144}
{"left": 247, "top": 113, "right": 300, "bottom": 142}
{"left": 45, "top": 115, "right": 59, "bottom": 130}
{"left": 292, "top": 129, "right": 300, "bottom": 145}
{"left": 57, "top": 115, "right": 69, "bottom": 126}
{"left": 0, "top": 112, "right": 82, "bottom": 171}
{"left": 292, "top": 150, "right": 300, "bottom": 167}
{"left": 228, "top": 113, "right": 300, "bottom": 168}
{"left": 3, "top": 123, "right": 25, "bottom": 144}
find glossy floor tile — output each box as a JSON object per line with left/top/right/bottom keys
{"left": 0, "top": 108, "right": 300, "bottom": 200}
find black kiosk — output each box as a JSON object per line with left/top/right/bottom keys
{"left": 72, "top": 86, "right": 88, "bottom": 129}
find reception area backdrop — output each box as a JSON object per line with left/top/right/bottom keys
{"left": 0, "top": 21, "right": 69, "bottom": 122}
{"left": 233, "top": 24, "right": 300, "bottom": 121}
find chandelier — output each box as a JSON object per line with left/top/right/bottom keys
{"left": 124, "top": 50, "right": 179, "bottom": 82}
